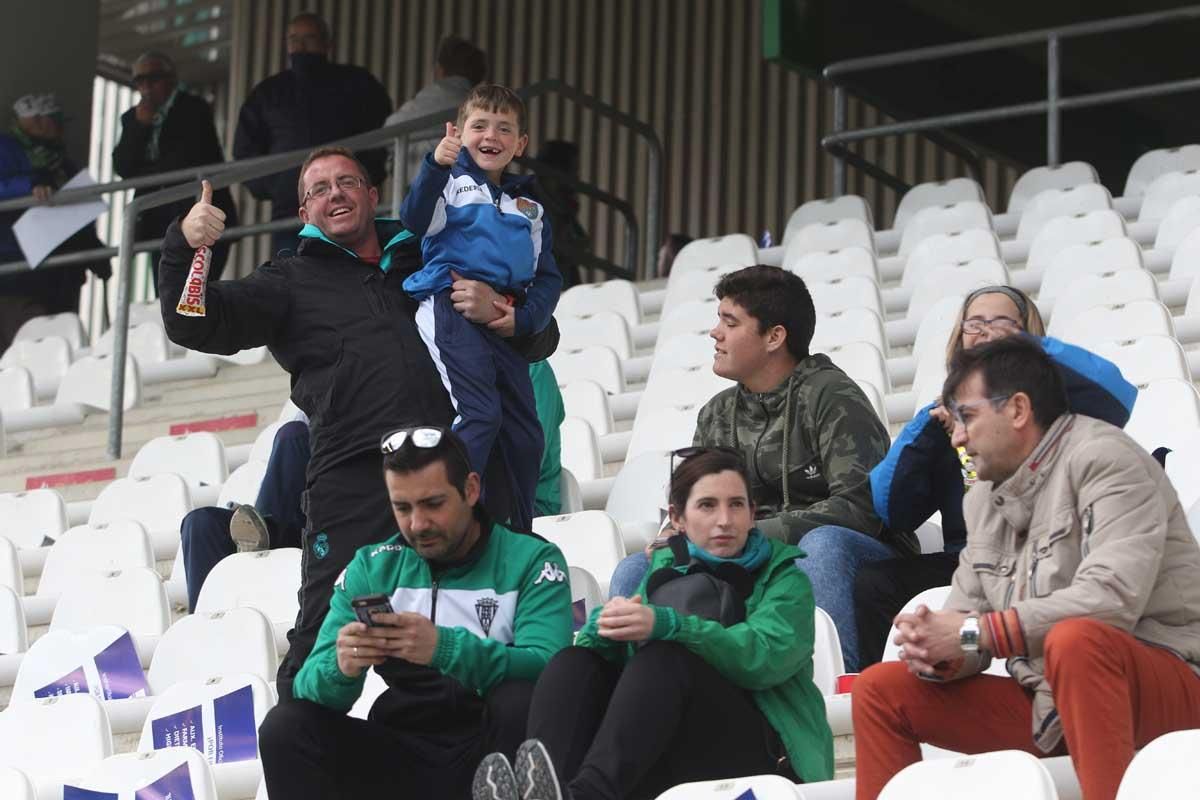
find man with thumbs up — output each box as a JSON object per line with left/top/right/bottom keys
{"left": 159, "top": 145, "right": 560, "bottom": 700}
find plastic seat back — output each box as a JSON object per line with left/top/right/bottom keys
{"left": 0, "top": 334, "right": 71, "bottom": 399}
{"left": 12, "top": 624, "right": 150, "bottom": 703}
{"left": 1047, "top": 271, "right": 1160, "bottom": 336}
{"left": 879, "top": 750, "right": 1058, "bottom": 800}
{"left": 893, "top": 177, "right": 985, "bottom": 232}
{"left": 605, "top": 450, "right": 672, "bottom": 553}
{"left": 1152, "top": 194, "right": 1200, "bottom": 250}
{"left": 668, "top": 234, "right": 757, "bottom": 285}
{"left": 0, "top": 488, "right": 67, "bottom": 549}
{"left": 50, "top": 566, "right": 171, "bottom": 637}
{"left": 783, "top": 194, "right": 873, "bottom": 243}
{"left": 808, "top": 274, "right": 884, "bottom": 317}
{"left": 55, "top": 353, "right": 141, "bottom": 412}
{"left": 14, "top": 312, "right": 85, "bottom": 353}
{"left": 1056, "top": 300, "right": 1174, "bottom": 349}
{"left": 812, "top": 607, "right": 845, "bottom": 697}
{"left": 0, "top": 585, "right": 27, "bottom": 654}
{"left": 1125, "top": 144, "right": 1200, "bottom": 198}
{"left": 217, "top": 460, "right": 268, "bottom": 509}
{"left": 559, "top": 417, "right": 603, "bottom": 482}
{"left": 532, "top": 511, "right": 624, "bottom": 596}
{"left": 1090, "top": 335, "right": 1189, "bottom": 388}
{"left": 38, "top": 520, "right": 155, "bottom": 599}
{"left": 1026, "top": 209, "right": 1127, "bottom": 273}
{"left": 824, "top": 340, "right": 890, "bottom": 395}
{"left": 560, "top": 380, "right": 615, "bottom": 436}
{"left": 1016, "top": 183, "right": 1112, "bottom": 242}
{"left": 0, "top": 693, "right": 112, "bottom": 784}
{"left": 90, "top": 474, "right": 192, "bottom": 537}
{"left": 811, "top": 307, "right": 888, "bottom": 356}
{"left": 1117, "top": 728, "right": 1200, "bottom": 799}
{"left": 1039, "top": 237, "right": 1144, "bottom": 305}
{"left": 557, "top": 279, "right": 642, "bottom": 327}
{"left": 93, "top": 322, "right": 171, "bottom": 365}
{"left": 906, "top": 258, "right": 1009, "bottom": 320}
{"left": 1138, "top": 168, "right": 1200, "bottom": 224}
{"left": 1008, "top": 161, "right": 1099, "bottom": 214}
{"left": 785, "top": 244, "right": 879, "bottom": 283}
{"left": 640, "top": 366, "right": 733, "bottom": 416}
{"left": 787, "top": 218, "right": 875, "bottom": 261}
{"left": 549, "top": 345, "right": 625, "bottom": 395}
{"left": 656, "top": 298, "right": 719, "bottom": 350}
{"left": 194, "top": 549, "right": 302, "bottom": 629}
{"left": 558, "top": 311, "right": 634, "bottom": 360}
{"left": 626, "top": 403, "right": 702, "bottom": 463}
{"left": 137, "top": 673, "right": 276, "bottom": 766}
{"left": 68, "top": 747, "right": 219, "bottom": 800}
{"left": 148, "top": 607, "right": 279, "bottom": 694}
{"left": 902, "top": 228, "right": 1002, "bottom": 289}
{"left": 1126, "top": 379, "right": 1200, "bottom": 454}
{"left": 130, "top": 432, "right": 229, "bottom": 494}
{"left": 0, "top": 366, "right": 34, "bottom": 412}
{"left": 568, "top": 566, "right": 604, "bottom": 630}
{"left": 898, "top": 201, "right": 993, "bottom": 257}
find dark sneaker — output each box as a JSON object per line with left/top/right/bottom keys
{"left": 229, "top": 504, "right": 271, "bottom": 553}
{"left": 473, "top": 752, "right": 519, "bottom": 800}
{"left": 515, "top": 739, "right": 564, "bottom": 800}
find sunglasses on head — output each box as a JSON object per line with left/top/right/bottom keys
{"left": 379, "top": 426, "right": 471, "bottom": 467}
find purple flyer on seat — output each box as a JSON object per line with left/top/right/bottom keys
{"left": 732, "top": 790, "right": 758, "bottom": 800}
{"left": 151, "top": 702, "right": 203, "bottom": 751}
{"left": 134, "top": 761, "right": 195, "bottom": 800}
{"left": 34, "top": 665, "right": 88, "bottom": 698}
{"left": 93, "top": 631, "right": 149, "bottom": 700}
{"left": 212, "top": 684, "right": 258, "bottom": 763}
{"left": 62, "top": 787, "right": 118, "bottom": 800}
{"left": 571, "top": 598, "right": 588, "bottom": 631}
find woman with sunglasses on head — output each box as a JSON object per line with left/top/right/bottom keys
{"left": 856, "top": 285, "right": 1137, "bottom": 667}
{"left": 471, "top": 448, "right": 833, "bottom": 800}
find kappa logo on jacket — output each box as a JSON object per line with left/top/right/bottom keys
{"left": 535, "top": 561, "right": 566, "bottom": 585}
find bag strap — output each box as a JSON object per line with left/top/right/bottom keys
{"left": 667, "top": 533, "right": 693, "bottom": 567}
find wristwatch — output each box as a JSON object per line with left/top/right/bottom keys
{"left": 959, "top": 615, "right": 981, "bottom": 653}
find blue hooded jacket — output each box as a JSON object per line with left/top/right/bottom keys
{"left": 400, "top": 149, "right": 561, "bottom": 337}
{"left": 870, "top": 336, "right": 1137, "bottom": 553}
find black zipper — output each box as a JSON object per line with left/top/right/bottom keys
{"left": 430, "top": 577, "right": 439, "bottom": 622}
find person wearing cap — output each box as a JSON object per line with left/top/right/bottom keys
{"left": 112, "top": 51, "right": 239, "bottom": 287}
{"left": 0, "top": 93, "right": 110, "bottom": 348}
{"left": 856, "top": 285, "right": 1137, "bottom": 667}
{"left": 257, "top": 426, "right": 572, "bottom": 800}
{"left": 158, "top": 144, "right": 559, "bottom": 700}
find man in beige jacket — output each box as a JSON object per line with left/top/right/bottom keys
{"left": 852, "top": 336, "right": 1200, "bottom": 800}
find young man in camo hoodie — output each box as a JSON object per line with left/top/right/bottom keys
{"left": 611, "top": 265, "right": 915, "bottom": 671}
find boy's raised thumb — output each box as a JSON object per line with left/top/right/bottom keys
{"left": 199, "top": 179, "right": 212, "bottom": 205}
{"left": 445, "top": 121, "right": 456, "bottom": 139}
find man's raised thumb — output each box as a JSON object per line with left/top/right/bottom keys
{"left": 199, "top": 179, "right": 213, "bottom": 205}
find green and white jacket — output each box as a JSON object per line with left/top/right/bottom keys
{"left": 294, "top": 516, "right": 573, "bottom": 714}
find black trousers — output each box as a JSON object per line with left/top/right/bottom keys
{"left": 527, "top": 644, "right": 793, "bottom": 800}
{"left": 260, "top": 681, "right": 534, "bottom": 799}
{"left": 853, "top": 551, "right": 960, "bottom": 667}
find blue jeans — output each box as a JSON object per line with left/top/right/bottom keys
{"left": 796, "top": 525, "right": 897, "bottom": 672}
{"left": 607, "top": 525, "right": 896, "bottom": 672}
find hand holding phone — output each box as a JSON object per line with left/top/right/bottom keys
{"left": 351, "top": 593, "right": 394, "bottom": 626}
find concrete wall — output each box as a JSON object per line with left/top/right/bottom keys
{"left": 0, "top": 0, "right": 99, "bottom": 167}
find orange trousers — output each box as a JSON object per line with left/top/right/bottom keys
{"left": 851, "top": 618, "right": 1200, "bottom": 800}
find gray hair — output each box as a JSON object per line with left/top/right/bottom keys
{"left": 133, "top": 51, "right": 177, "bottom": 76}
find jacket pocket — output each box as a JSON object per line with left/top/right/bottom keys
{"left": 1029, "top": 524, "right": 1078, "bottom": 599}
{"left": 967, "top": 545, "right": 1017, "bottom": 610}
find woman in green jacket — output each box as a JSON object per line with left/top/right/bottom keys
{"left": 472, "top": 447, "right": 834, "bottom": 800}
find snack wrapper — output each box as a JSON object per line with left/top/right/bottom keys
{"left": 176, "top": 245, "right": 211, "bottom": 317}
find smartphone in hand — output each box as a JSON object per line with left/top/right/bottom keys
{"left": 351, "top": 594, "right": 393, "bottom": 626}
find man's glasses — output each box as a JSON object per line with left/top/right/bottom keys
{"left": 947, "top": 395, "right": 1012, "bottom": 427}
{"left": 961, "top": 316, "right": 1022, "bottom": 335}
{"left": 379, "top": 426, "right": 471, "bottom": 467}
{"left": 303, "top": 174, "right": 367, "bottom": 205}
{"left": 132, "top": 72, "right": 170, "bottom": 86}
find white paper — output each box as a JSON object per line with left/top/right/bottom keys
{"left": 12, "top": 170, "right": 109, "bottom": 267}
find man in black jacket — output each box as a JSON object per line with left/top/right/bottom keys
{"left": 159, "top": 145, "right": 558, "bottom": 699}
{"left": 113, "top": 51, "right": 238, "bottom": 286}
{"left": 233, "top": 12, "right": 391, "bottom": 255}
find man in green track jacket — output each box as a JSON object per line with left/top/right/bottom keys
{"left": 258, "top": 426, "right": 573, "bottom": 799}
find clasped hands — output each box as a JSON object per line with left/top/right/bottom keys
{"left": 892, "top": 604, "right": 972, "bottom": 677}
{"left": 336, "top": 612, "right": 439, "bottom": 677}
{"left": 596, "top": 594, "right": 656, "bottom": 643}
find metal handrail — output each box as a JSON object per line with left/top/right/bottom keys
{"left": 820, "top": 5, "right": 1200, "bottom": 195}
{"left": 91, "top": 78, "right": 662, "bottom": 458}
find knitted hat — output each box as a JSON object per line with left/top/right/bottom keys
{"left": 13, "top": 93, "right": 61, "bottom": 118}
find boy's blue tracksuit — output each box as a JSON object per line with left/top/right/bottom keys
{"left": 401, "top": 149, "right": 562, "bottom": 532}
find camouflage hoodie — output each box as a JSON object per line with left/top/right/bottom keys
{"left": 695, "top": 355, "right": 917, "bottom": 554}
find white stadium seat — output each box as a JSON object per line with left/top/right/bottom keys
{"left": 649, "top": 333, "right": 714, "bottom": 378}
{"left": 857, "top": 379, "right": 889, "bottom": 424}
{"left": 1007, "top": 161, "right": 1099, "bottom": 214}
{"left": 626, "top": 403, "right": 702, "bottom": 462}
{"left": 558, "top": 310, "right": 634, "bottom": 360}
{"left": 1025, "top": 209, "right": 1127, "bottom": 274}
{"left": 785, "top": 245, "right": 878, "bottom": 283}
{"left": 148, "top": 607, "right": 279, "bottom": 693}
{"left": 1125, "top": 144, "right": 1200, "bottom": 198}
{"left": 0, "top": 585, "right": 28, "bottom": 655}
{"left": 69, "top": 747, "right": 219, "bottom": 800}
{"left": 559, "top": 468, "right": 584, "bottom": 514}
{"left": 1137, "top": 168, "right": 1200, "bottom": 224}
{"left": 130, "top": 432, "right": 229, "bottom": 495}
{"left": 55, "top": 353, "right": 141, "bottom": 412}
{"left": 559, "top": 417, "right": 604, "bottom": 482}
{"left": 1187, "top": 275, "right": 1200, "bottom": 317}
{"left": 0, "top": 536, "right": 20, "bottom": 595}
{"left": 906, "top": 258, "right": 1009, "bottom": 321}
{"left": 1151, "top": 194, "right": 1200, "bottom": 251}
{"left": 1055, "top": 299, "right": 1175, "bottom": 348}
{"left": 568, "top": 566, "right": 605, "bottom": 626}
{"left": 0, "top": 366, "right": 34, "bottom": 413}
{"left": 1169, "top": 226, "right": 1200, "bottom": 281}
{"left": 911, "top": 295, "right": 967, "bottom": 370}
{"left": 1091, "top": 336, "right": 1190, "bottom": 387}
{"left": 558, "top": 279, "right": 642, "bottom": 327}
{"left": 1117, "top": 728, "right": 1200, "bottom": 799}
{"left": 898, "top": 201, "right": 993, "bottom": 257}
{"left": 248, "top": 420, "right": 286, "bottom": 464}
{"left": 901, "top": 228, "right": 1002, "bottom": 289}
{"left": 657, "top": 774, "right": 803, "bottom": 799}
{"left": 1047, "top": 271, "right": 1160, "bottom": 335}
{"left": 195, "top": 549, "right": 302, "bottom": 643}
{"left": 656, "top": 298, "right": 719, "bottom": 350}
{"left": 662, "top": 263, "right": 741, "bottom": 310}
{"left": 808, "top": 275, "right": 884, "bottom": 317}
{"left": 0, "top": 488, "right": 68, "bottom": 549}
{"left": 668, "top": 234, "right": 757, "bottom": 285}
{"left": 0, "top": 766, "right": 35, "bottom": 800}
{"left": 879, "top": 750, "right": 1058, "bottom": 800}
{"left": 0, "top": 693, "right": 112, "bottom": 791}
{"left": 605, "top": 450, "right": 672, "bottom": 554}
{"left": 1164, "top": 430, "right": 1200, "bottom": 512}
{"left": 783, "top": 194, "right": 873, "bottom": 243}
{"left": 893, "top": 177, "right": 985, "bottom": 233}
{"left": 812, "top": 607, "right": 845, "bottom": 697}
{"left": 811, "top": 307, "right": 888, "bottom": 356}
{"left": 217, "top": 460, "right": 269, "bottom": 508}
{"left": 12, "top": 624, "right": 148, "bottom": 703}
{"left": 37, "top": 520, "right": 156, "bottom": 600}
{"left": 1126, "top": 379, "right": 1200, "bottom": 453}
{"left": 550, "top": 345, "right": 625, "bottom": 395}
{"left": 93, "top": 322, "right": 171, "bottom": 365}
{"left": 1039, "top": 237, "right": 1144, "bottom": 306}
{"left": 640, "top": 366, "right": 733, "bottom": 416}
{"left": 1015, "top": 183, "right": 1112, "bottom": 243}
{"left": 13, "top": 312, "right": 86, "bottom": 354}
{"left": 89, "top": 474, "right": 192, "bottom": 560}
{"left": 561, "top": 380, "right": 615, "bottom": 436}
{"left": 825, "top": 340, "right": 891, "bottom": 395}
{"left": 50, "top": 567, "right": 171, "bottom": 638}
{"left": 0, "top": 334, "right": 72, "bottom": 399}
{"left": 787, "top": 218, "right": 875, "bottom": 260}
{"left": 532, "top": 511, "right": 625, "bottom": 596}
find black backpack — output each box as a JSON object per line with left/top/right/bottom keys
{"left": 644, "top": 536, "right": 756, "bottom": 628}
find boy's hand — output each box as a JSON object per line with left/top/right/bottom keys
{"left": 434, "top": 122, "right": 461, "bottom": 167}
{"left": 449, "top": 270, "right": 505, "bottom": 324}
{"left": 487, "top": 300, "right": 516, "bottom": 338}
